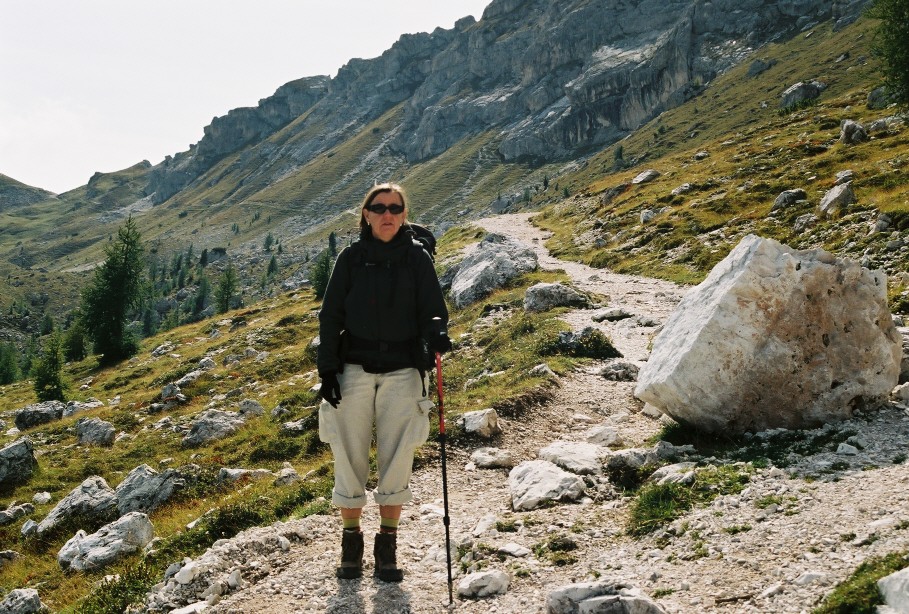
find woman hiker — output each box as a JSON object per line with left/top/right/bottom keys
{"left": 317, "top": 182, "right": 451, "bottom": 581}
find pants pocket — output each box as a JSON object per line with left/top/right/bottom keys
{"left": 318, "top": 401, "right": 340, "bottom": 445}
{"left": 405, "top": 399, "right": 433, "bottom": 448}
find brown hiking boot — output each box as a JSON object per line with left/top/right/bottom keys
{"left": 373, "top": 532, "right": 404, "bottom": 582}
{"left": 336, "top": 530, "right": 363, "bottom": 579}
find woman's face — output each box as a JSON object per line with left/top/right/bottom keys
{"left": 364, "top": 191, "right": 406, "bottom": 243}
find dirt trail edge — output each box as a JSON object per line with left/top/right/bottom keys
{"left": 204, "top": 212, "right": 909, "bottom": 614}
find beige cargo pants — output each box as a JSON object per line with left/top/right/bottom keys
{"left": 318, "top": 364, "right": 433, "bottom": 508}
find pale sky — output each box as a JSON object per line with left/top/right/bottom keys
{"left": 0, "top": 1, "right": 491, "bottom": 194}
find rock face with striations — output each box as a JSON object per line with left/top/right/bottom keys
{"left": 635, "top": 235, "right": 902, "bottom": 434}
{"left": 145, "top": 0, "right": 870, "bottom": 208}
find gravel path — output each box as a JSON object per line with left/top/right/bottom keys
{"left": 189, "top": 212, "right": 909, "bottom": 614}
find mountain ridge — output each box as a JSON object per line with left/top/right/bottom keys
{"left": 2, "top": 0, "right": 902, "bottom": 346}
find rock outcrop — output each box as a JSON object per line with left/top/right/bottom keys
{"left": 635, "top": 235, "right": 901, "bottom": 434}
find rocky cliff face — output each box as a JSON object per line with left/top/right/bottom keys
{"left": 146, "top": 76, "right": 330, "bottom": 203}
{"left": 147, "top": 0, "right": 870, "bottom": 205}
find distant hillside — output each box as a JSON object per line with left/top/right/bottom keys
{"left": 0, "top": 174, "right": 56, "bottom": 211}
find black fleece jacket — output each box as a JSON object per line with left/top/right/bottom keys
{"left": 317, "top": 225, "right": 448, "bottom": 375}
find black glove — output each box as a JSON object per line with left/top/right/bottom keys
{"left": 319, "top": 371, "right": 342, "bottom": 408}
{"left": 428, "top": 331, "right": 453, "bottom": 355}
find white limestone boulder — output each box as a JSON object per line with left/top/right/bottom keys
{"left": 584, "top": 425, "right": 624, "bottom": 448}
{"left": 538, "top": 441, "right": 607, "bottom": 475}
{"left": 508, "top": 460, "right": 585, "bottom": 511}
{"left": 37, "top": 476, "right": 118, "bottom": 536}
{"left": 446, "top": 234, "right": 538, "bottom": 308}
{"left": 458, "top": 570, "right": 510, "bottom": 598}
{"left": 524, "top": 282, "right": 591, "bottom": 312}
{"left": 58, "top": 511, "right": 154, "bottom": 571}
{"left": 0, "top": 437, "right": 38, "bottom": 487}
{"left": 547, "top": 581, "right": 668, "bottom": 614}
{"left": 878, "top": 567, "right": 909, "bottom": 614}
{"left": 818, "top": 182, "right": 856, "bottom": 217}
{"left": 115, "top": 464, "right": 186, "bottom": 515}
{"left": 458, "top": 408, "right": 502, "bottom": 439}
{"left": 0, "top": 588, "right": 48, "bottom": 614}
{"left": 76, "top": 417, "right": 116, "bottom": 447}
{"left": 181, "top": 410, "right": 246, "bottom": 448}
{"left": 470, "top": 447, "right": 515, "bottom": 469}
{"left": 635, "top": 235, "right": 902, "bottom": 434}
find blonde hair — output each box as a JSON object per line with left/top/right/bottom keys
{"left": 360, "top": 182, "right": 407, "bottom": 230}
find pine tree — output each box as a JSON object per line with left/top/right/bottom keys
{"left": 142, "top": 306, "right": 159, "bottom": 337}
{"left": 264, "top": 232, "right": 275, "bottom": 252}
{"left": 80, "top": 216, "right": 145, "bottom": 365}
{"left": 0, "top": 342, "right": 19, "bottom": 385}
{"left": 62, "top": 319, "right": 88, "bottom": 362}
{"left": 33, "top": 332, "right": 67, "bottom": 402}
{"left": 868, "top": 0, "right": 909, "bottom": 107}
{"left": 193, "top": 276, "right": 211, "bottom": 317}
{"left": 310, "top": 249, "right": 334, "bottom": 300}
{"left": 215, "top": 264, "right": 238, "bottom": 313}
{"left": 20, "top": 337, "right": 37, "bottom": 377}
{"left": 267, "top": 255, "right": 279, "bottom": 277}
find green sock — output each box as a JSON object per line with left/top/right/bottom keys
{"left": 342, "top": 517, "right": 361, "bottom": 532}
{"left": 379, "top": 517, "right": 399, "bottom": 534}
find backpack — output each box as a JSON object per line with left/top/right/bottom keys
{"left": 404, "top": 222, "right": 436, "bottom": 261}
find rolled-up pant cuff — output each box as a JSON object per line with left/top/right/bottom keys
{"left": 374, "top": 488, "right": 413, "bottom": 506}
{"left": 332, "top": 491, "right": 368, "bottom": 508}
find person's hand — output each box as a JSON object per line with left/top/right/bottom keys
{"left": 428, "top": 332, "right": 453, "bottom": 355}
{"left": 319, "top": 371, "right": 342, "bottom": 408}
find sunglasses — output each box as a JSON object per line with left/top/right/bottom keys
{"left": 365, "top": 203, "right": 405, "bottom": 214}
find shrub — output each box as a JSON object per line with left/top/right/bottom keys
{"left": 73, "top": 560, "right": 158, "bottom": 614}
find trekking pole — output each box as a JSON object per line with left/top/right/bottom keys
{"left": 435, "top": 351, "right": 454, "bottom": 605}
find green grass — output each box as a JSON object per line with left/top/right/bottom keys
{"left": 626, "top": 465, "right": 753, "bottom": 536}
{"left": 533, "top": 535, "right": 579, "bottom": 567}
